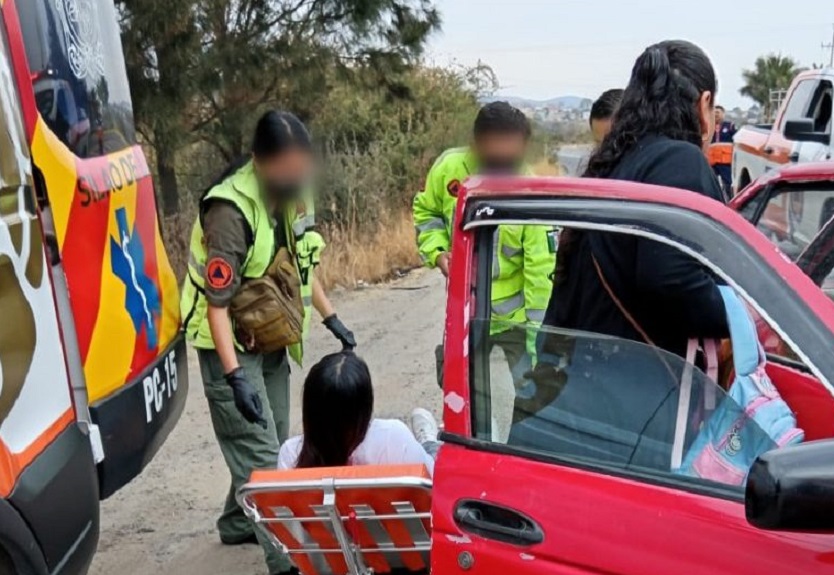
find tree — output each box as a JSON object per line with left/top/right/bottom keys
{"left": 740, "top": 54, "right": 805, "bottom": 120}
{"left": 116, "top": 0, "right": 441, "bottom": 215}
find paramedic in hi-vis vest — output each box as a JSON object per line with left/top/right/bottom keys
{"left": 180, "top": 110, "right": 355, "bottom": 575}
{"left": 413, "top": 101, "right": 556, "bottom": 389}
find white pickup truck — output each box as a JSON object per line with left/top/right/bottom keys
{"left": 733, "top": 68, "right": 834, "bottom": 192}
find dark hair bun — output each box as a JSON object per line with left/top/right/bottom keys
{"left": 252, "top": 110, "right": 312, "bottom": 159}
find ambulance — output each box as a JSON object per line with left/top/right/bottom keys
{"left": 0, "top": 0, "right": 187, "bottom": 572}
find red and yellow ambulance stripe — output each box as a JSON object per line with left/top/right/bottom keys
{"left": 32, "top": 125, "right": 181, "bottom": 403}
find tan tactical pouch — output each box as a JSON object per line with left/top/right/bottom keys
{"left": 230, "top": 248, "right": 303, "bottom": 353}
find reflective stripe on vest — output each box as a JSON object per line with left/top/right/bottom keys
{"left": 416, "top": 217, "right": 446, "bottom": 233}
{"left": 492, "top": 292, "right": 525, "bottom": 317}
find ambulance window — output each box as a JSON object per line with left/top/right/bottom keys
{"left": 0, "top": 20, "right": 31, "bottom": 202}
{"left": 17, "top": 0, "right": 137, "bottom": 158}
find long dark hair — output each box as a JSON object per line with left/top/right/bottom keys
{"left": 555, "top": 40, "right": 716, "bottom": 284}
{"left": 296, "top": 351, "right": 374, "bottom": 469}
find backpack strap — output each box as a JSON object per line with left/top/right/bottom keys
{"left": 671, "top": 340, "right": 698, "bottom": 470}
{"left": 717, "top": 286, "right": 762, "bottom": 377}
{"left": 702, "top": 338, "right": 719, "bottom": 409}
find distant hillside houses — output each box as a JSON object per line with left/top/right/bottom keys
{"left": 483, "top": 94, "right": 763, "bottom": 126}
{"left": 481, "top": 95, "right": 592, "bottom": 123}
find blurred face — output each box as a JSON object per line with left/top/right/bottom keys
{"left": 590, "top": 117, "right": 614, "bottom": 145}
{"left": 253, "top": 147, "right": 313, "bottom": 204}
{"left": 473, "top": 132, "right": 528, "bottom": 174}
{"left": 715, "top": 107, "right": 726, "bottom": 126}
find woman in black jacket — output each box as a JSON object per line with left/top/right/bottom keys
{"left": 543, "top": 40, "right": 729, "bottom": 358}
{"left": 512, "top": 41, "right": 730, "bottom": 457}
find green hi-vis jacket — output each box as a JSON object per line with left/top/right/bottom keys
{"left": 412, "top": 147, "right": 556, "bottom": 353}
{"left": 180, "top": 161, "right": 319, "bottom": 366}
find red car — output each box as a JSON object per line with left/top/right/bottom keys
{"left": 731, "top": 163, "right": 834, "bottom": 441}
{"left": 433, "top": 176, "right": 834, "bottom": 575}
{"left": 731, "top": 162, "right": 834, "bottom": 297}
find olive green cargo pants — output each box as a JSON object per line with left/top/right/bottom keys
{"left": 197, "top": 348, "right": 292, "bottom": 574}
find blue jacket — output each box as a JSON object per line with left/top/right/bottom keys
{"left": 714, "top": 121, "right": 736, "bottom": 143}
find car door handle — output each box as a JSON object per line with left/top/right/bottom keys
{"left": 788, "top": 152, "right": 800, "bottom": 162}
{"left": 453, "top": 500, "right": 544, "bottom": 546}
{"left": 763, "top": 146, "right": 775, "bottom": 155}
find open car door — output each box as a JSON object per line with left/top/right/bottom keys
{"left": 432, "top": 177, "right": 834, "bottom": 575}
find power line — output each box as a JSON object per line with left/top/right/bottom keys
{"left": 823, "top": 24, "right": 834, "bottom": 67}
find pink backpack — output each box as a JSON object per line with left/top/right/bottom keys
{"left": 675, "top": 286, "right": 804, "bottom": 485}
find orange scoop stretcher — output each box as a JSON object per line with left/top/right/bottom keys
{"left": 237, "top": 465, "right": 432, "bottom": 575}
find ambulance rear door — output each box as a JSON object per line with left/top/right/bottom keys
{"left": 0, "top": 4, "right": 99, "bottom": 571}
{"left": 12, "top": 0, "right": 188, "bottom": 498}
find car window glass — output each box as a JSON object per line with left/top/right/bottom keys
{"left": 756, "top": 186, "right": 834, "bottom": 272}
{"left": 470, "top": 320, "right": 776, "bottom": 493}
{"left": 468, "top": 224, "right": 805, "bottom": 494}
{"left": 16, "top": 0, "right": 136, "bottom": 158}
{"left": 808, "top": 81, "right": 833, "bottom": 138}
{"left": 737, "top": 191, "right": 767, "bottom": 221}
{"left": 780, "top": 80, "right": 818, "bottom": 130}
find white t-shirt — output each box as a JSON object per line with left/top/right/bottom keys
{"left": 278, "top": 419, "right": 434, "bottom": 476}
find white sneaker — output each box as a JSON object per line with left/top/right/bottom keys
{"left": 410, "top": 408, "right": 439, "bottom": 445}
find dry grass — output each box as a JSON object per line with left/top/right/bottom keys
{"left": 162, "top": 154, "right": 560, "bottom": 291}
{"left": 163, "top": 208, "right": 421, "bottom": 291}
{"left": 532, "top": 157, "right": 562, "bottom": 176}
{"left": 317, "top": 211, "right": 421, "bottom": 290}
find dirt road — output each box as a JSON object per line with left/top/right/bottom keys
{"left": 89, "top": 268, "right": 446, "bottom": 575}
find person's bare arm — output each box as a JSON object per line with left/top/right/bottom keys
{"left": 312, "top": 275, "right": 335, "bottom": 319}
{"left": 313, "top": 275, "right": 357, "bottom": 349}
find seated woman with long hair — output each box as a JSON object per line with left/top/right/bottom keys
{"left": 278, "top": 351, "right": 439, "bottom": 474}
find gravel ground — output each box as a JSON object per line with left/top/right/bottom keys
{"left": 89, "top": 268, "right": 446, "bottom": 575}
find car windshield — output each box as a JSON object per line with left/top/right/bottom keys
{"left": 755, "top": 185, "right": 834, "bottom": 297}
{"left": 470, "top": 320, "right": 776, "bottom": 490}
{"left": 798, "top": 206, "right": 834, "bottom": 294}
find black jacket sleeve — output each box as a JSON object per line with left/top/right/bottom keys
{"left": 634, "top": 142, "right": 729, "bottom": 338}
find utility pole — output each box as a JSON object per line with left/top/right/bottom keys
{"left": 823, "top": 24, "right": 834, "bottom": 68}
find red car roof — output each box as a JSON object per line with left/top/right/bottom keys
{"left": 745, "top": 162, "right": 834, "bottom": 189}
{"left": 461, "top": 175, "right": 834, "bottom": 336}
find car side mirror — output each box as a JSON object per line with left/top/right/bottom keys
{"left": 746, "top": 440, "right": 834, "bottom": 532}
{"left": 783, "top": 119, "right": 830, "bottom": 144}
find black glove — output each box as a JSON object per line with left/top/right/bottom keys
{"left": 225, "top": 368, "right": 267, "bottom": 429}
{"left": 323, "top": 314, "right": 356, "bottom": 350}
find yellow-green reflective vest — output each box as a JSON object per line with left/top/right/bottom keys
{"left": 413, "top": 147, "right": 556, "bottom": 353}
{"left": 296, "top": 231, "right": 326, "bottom": 336}
{"left": 180, "top": 161, "right": 315, "bottom": 366}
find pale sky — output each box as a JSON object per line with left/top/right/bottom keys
{"left": 428, "top": 0, "right": 834, "bottom": 109}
